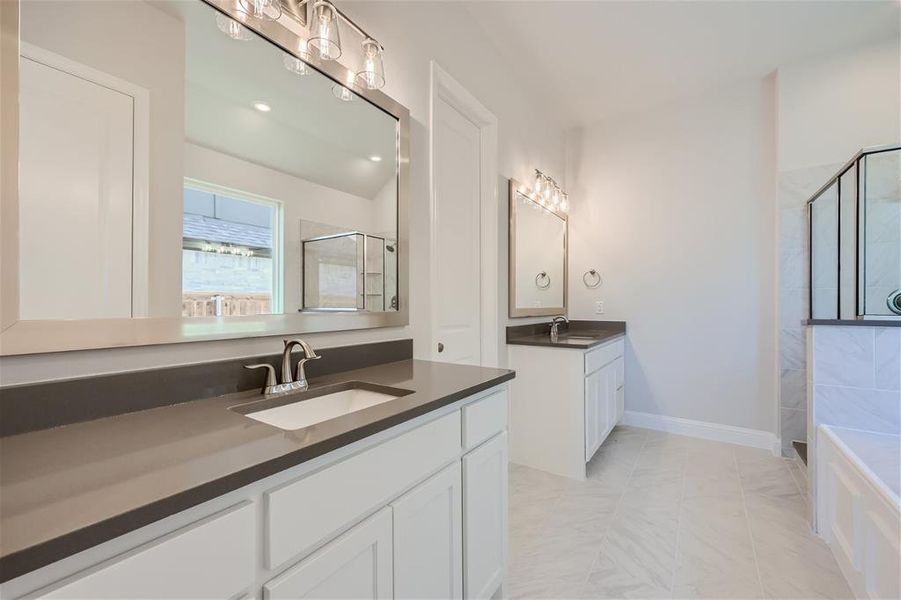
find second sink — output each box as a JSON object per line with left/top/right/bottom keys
{"left": 232, "top": 382, "right": 414, "bottom": 431}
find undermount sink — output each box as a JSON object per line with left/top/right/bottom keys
{"left": 232, "top": 382, "right": 414, "bottom": 431}
{"left": 558, "top": 335, "right": 599, "bottom": 342}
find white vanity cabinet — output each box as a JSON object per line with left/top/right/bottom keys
{"left": 509, "top": 337, "right": 625, "bottom": 480}
{"left": 8, "top": 385, "right": 509, "bottom": 600}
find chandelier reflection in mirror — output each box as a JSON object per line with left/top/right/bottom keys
{"left": 219, "top": 0, "right": 386, "bottom": 92}
{"left": 530, "top": 170, "right": 569, "bottom": 214}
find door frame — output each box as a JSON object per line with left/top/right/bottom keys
{"left": 19, "top": 42, "right": 151, "bottom": 318}
{"left": 428, "top": 61, "right": 499, "bottom": 367}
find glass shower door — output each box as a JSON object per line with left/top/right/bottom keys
{"left": 861, "top": 149, "right": 901, "bottom": 317}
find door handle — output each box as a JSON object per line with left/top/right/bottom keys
{"left": 437, "top": 342, "right": 444, "bottom": 353}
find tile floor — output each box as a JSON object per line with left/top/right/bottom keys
{"left": 508, "top": 425, "right": 853, "bottom": 599}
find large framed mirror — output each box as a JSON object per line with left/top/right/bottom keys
{"left": 0, "top": 0, "right": 409, "bottom": 355}
{"left": 508, "top": 179, "right": 567, "bottom": 317}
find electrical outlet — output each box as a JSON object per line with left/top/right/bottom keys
{"left": 595, "top": 300, "right": 605, "bottom": 314}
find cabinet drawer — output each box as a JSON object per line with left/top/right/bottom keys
{"left": 463, "top": 389, "right": 507, "bottom": 450}
{"left": 585, "top": 338, "right": 624, "bottom": 374}
{"left": 41, "top": 502, "right": 255, "bottom": 599}
{"left": 266, "top": 411, "right": 461, "bottom": 569}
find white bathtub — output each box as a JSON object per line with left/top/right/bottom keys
{"left": 816, "top": 425, "right": 900, "bottom": 600}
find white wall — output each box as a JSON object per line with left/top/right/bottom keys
{"left": 0, "top": 1, "right": 565, "bottom": 385}
{"left": 778, "top": 38, "right": 901, "bottom": 172}
{"left": 566, "top": 77, "right": 778, "bottom": 433}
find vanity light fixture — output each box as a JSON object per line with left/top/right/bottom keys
{"left": 236, "top": 0, "right": 388, "bottom": 91}
{"left": 253, "top": 101, "right": 272, "bottom": 112}
{"left": 531, "top": 169, "right": 569, "bottom": 215}
{"left": 215, "top": 13, "right": 254, "bottom": 41}
{"left": 239, "top": 0, "right": 281, "bottom": 22}
{"left": 355, "top": 38, "right": 385, "bottom": 90}
{"left": 309, "top": 0, "right": 342, "bottom": 60}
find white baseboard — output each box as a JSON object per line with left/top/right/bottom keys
{"left": 622, "top": 410, "right": 780, "bottom": 455}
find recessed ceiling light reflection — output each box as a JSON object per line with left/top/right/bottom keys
{"left": 369, "top": 155, "right": 382, "bottom": 162}
{"left": 253, "top": 102, "right": 272, "bottom": 112}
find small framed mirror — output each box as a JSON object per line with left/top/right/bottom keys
{"left": 508, "top": 179, "right": 567, "bottom": 317}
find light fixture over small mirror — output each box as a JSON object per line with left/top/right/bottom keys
{"left": 531, "top": 169, "right": 569, "bottom": 214}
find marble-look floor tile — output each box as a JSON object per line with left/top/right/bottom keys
{"left": 588, "top": 509, "right": 679, "bottom": 596}
{"left": 675, "top": 503, "right": 756, "bottom": 586}
{"left": 672, "top": 574, "right": 764, "bottom": 600}
{"left": 508, "top": 571, "right": 587, "bottom": 600}
{"left": 507, "top": 429, "right": 852, "bottom": 600}
{"left": 758, "top": 555, "right": 853, "bottom": 600}
{"left": 737, "top": 458, "right": 802, "bottom": 499}
{"left": 580, "top": 568, "right": 671, "bottom": 599}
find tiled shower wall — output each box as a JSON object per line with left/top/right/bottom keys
{"left": 778, "top": 164, "right": 841, "bottom": 456}
{"left": 810, "top": 326, "right": 901, "bottom": 435}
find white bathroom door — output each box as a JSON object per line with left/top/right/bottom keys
{"left": 429, "top": 62, "right": 500, "bottom": 367}
{"left": 431, "top": 95, "right": 483, "bottom": 365}
{"left": 18, "top": 52, "right": 144, "bottom": 320}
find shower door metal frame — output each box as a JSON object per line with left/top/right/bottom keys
{"left": 806, "top": 143, "right": 901, "bottom": 324}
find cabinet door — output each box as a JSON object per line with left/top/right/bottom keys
{"left": 463, "top": 433, "right": 508, "bottom": 600}
{"left": 264, "top": 508, "right": 393, "bottom": 600}
{"left": 392, "top": 462, "right": 463, "bottom": 599}
{"left": 603, "top": 363, "right": 617, "bottom": 438}
{"left": 584, "top": 368, "right": 603, "bottom": 461}
{"left": 615, "top": 386, "right": 624, "bottom": 424}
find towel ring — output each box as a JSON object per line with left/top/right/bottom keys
{"left": 583, "top": 269, "right": 602, "bottom": 289}
{"left": 535, "top": 272, "right": 551, "bottom": 290}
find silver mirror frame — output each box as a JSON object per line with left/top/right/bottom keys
{"left": 0, "top": 0, "right": 410, "bottom": 356}
{"left": 508, "top": 178, "right": 568, "bottom": 318}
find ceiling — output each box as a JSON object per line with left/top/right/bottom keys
{"left": 463, "top": 1, "right": 901, "bottom": 128}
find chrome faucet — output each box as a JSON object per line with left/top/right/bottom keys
{"left": 245, "top": 338, "right": 321, "bottom": 396}
{"left": 283, "top": 338, "right": 321, "bottom": 390}
{"left": 549, "top": 315, "right": 569, "bottom": 341}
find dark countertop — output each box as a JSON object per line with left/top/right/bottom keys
{"left": 506, "top": 320, "right": 626, "bottom": 349}
{"left": 0, "top": 359, "right": 514, "bottom": 582}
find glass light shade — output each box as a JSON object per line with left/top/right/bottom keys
{"left": 283, "top": 53, "right": 309, "bottom": 76}
{"left": 533, "top": 172, "right": 544, "bottom": 198}
{"left": 354, "top": 39, "right": 385, "bottom": 90}
{"left": 309, "top": 1, "right": 342, "bottom": 61}
{"left": 331, "top": 84, "right": 355, "bottom": 102}
{"left": 238, "top": 0, "right": 281, "bottom": 21}
{"left": 559, "top": 193, "right": 569, "bottom": 212}
{"left": 215, "top": 13, "right": 253, "bottom": 41}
